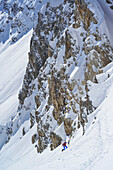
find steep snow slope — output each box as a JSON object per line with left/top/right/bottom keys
{"left": 0, "top": 61, "right": 113, "bottom": 170}
{"left": 87, "top": 0, "right": 113, "bottom": 45}
{"left": 96, "top": 0, "right": 113, "bottom": 45}
{"left": 0, "top": 30, "right": 32, "bottom": 125}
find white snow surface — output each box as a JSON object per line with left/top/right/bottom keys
{"left": 94, "top": 0, "right": 113, "bottom": 46}
{"left": 0, "top": 30, "right": 32, "bottom": 125}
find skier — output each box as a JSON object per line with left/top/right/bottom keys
{"left": 62, "top": 142, "right": 68, "bottom": 151}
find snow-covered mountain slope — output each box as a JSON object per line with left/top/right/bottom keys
{"left": 0, "top": 29, "right": 33, "bottom": 150}
{"left": 16, "top": 0, "right": 113, "bottom": 154}
{"left": 0, "top": 30, "right": 32, "bottom": 125}
{"left": 0, "top": 0, "right": 65, "bottom": 150}
{"left": 0, "top": 0, "right": 113, "bottom": 169}
{"left": 0, "top": 62, "right": 113, "bottom": 170}
{"left": 96, "top": 0, "right": 113, "bottom": 45}
{"left": 0, "top": 0, "right": 63, "bottom": 44}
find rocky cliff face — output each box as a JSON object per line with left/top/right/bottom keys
{"left": 18, "top": 0, "right": 113, "bottom": 153}
{"left": 106, "top": 0, "right": 113, "bottom": 9}
{"left": 0, "top": 0, "right": 113, "bottom": 153}
{"left": 0, "top": 0, "right": 50, "bottom": 44}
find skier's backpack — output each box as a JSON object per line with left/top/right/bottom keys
{"left": 62, "top": 142, "right": 66, "bottom": 146}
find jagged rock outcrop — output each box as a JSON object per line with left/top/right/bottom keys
{"left": 21, "top": 0, "right": 113, "bottom": 153}
{"left": 18, "top": 0, "right": 75, "bottom": 105}
{"left": 0, "top": 0, "right": 44, "bottom": 44}
{"left": 18, "top": 0, "right": 113, "bottom": 153}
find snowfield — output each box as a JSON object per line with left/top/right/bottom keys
{"left": 0, "top": 30, "right": 33, "bottom": 125}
